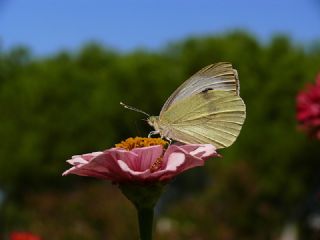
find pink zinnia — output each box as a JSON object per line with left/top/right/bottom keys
{"left": 9, "top": 232, "right": 42, "bottom": 240}
{"left": 296, "top": 74, "right": 320, "bottom": 139}
{"left": 63, "top": 137, "right": 219, "bottom": 182}
{"left": 63, "top": 137, "right": 220, "bottom": 240}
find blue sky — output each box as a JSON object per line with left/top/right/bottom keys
{"left": 0, "top": 0, "right": 320, "bottom": 56}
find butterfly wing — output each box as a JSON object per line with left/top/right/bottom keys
{"left": 159, "top": 90, "right": 246, "bottom": 149}
{"left": 161, "top": 62, "right": 239, "bottom": 114}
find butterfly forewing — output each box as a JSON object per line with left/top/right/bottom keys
{"left": 159, "top": 90, "right": 246, "bottom": 149}
{"left": 161, "top": 62, "right": 240, "bottom": 114}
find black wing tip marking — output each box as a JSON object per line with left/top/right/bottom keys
{"left": 200, "top": 87, "right": 214, "bottom": 93}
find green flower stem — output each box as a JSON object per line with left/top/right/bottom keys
{"left": 137, "top": 206, "right": 154, "bottom": 240}
{"left": 119, "top": 182, "right": 166, "bottom": 240}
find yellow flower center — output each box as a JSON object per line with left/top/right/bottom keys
{"left": 115, "top": 137, "right": 168, "bottom": 151}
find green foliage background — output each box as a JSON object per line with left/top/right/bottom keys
{"left": 0, "top": 32, "right": 320, "bottom": 239}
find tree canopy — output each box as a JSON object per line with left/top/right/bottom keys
{"left": 0, "top": 32, "right": 320, "bottom": 239}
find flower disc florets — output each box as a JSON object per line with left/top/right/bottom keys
{"left": 115, "top": 137, "right": 168, "bottom": 150}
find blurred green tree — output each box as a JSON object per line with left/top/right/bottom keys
{"left": 0, "top": 32, "right": 319, "bottom": 239}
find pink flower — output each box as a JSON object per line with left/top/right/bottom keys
{"left": 296, "top": 74, "right": 320, "bottom": 139}
{"left": 63, "top": 137, "right": 219, "bottom": 182}
{"left": 9, "top": 232, "right": 42, "bottom": 240}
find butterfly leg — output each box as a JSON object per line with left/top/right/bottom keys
{"left": 163, "top": 136, "right": 172, "bottom": 145}
{"left": 148, "top": 131, "right": 172, "bottom": 145}
{"left": 148, "top": 130, "right": 160, "bottom": 138}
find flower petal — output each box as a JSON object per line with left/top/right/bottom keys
{"left": 156, "top": 144, "right": 218, "bottom": 181}
{"left": 62, "top": 166, "right": 113, "bottom": 179}
{"left": 131, "top": 145, "right": 163, "bottom": 171}
{"left": 64, "top": 150, "right": 134, "bottom": 182}
{"left": 81, "top": 151, "right": 104, "bottom": 161}
{"left": 118, "top": 160, "right": 149, "bottom": 178}
{"left": 67, "top": 152, "right": 104, "bottom": 166}
{"left": 106, "top": 148, "right": 138, "bottom": 171}
{"left": 165, "top": 152, "right": 185, "bottom": 171}
{"left": 163, "top": 144, "right": 218, "bottom": 166}
{"left": 184, "top": 144, "right": 218, "bottom": 159}
{"left": 67, "top": 157, "right": 88, "bottom": 166}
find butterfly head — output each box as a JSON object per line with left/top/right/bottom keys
{"left": 147, "top": 116, "right": 160, "bottom": 130}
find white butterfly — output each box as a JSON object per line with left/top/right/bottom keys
{"left": 122, "top": 62, "right": 246, "bottom": 149}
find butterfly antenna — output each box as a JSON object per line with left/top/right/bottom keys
{"left": 120, "top": 102, "right": 150, "bottom": 117}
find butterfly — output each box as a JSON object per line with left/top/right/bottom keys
{"left": 121, "top": 62, "right": 246, "bottom": 149}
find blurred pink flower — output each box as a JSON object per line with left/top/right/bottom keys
{"left": 296, "top": 73, "right": 320, "bottom": 139}
{"left": 9, "top": 232, "right": 42, "bottom": 240}
{"left": 63, "top": 137, "right": 219, "bottom": 182}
